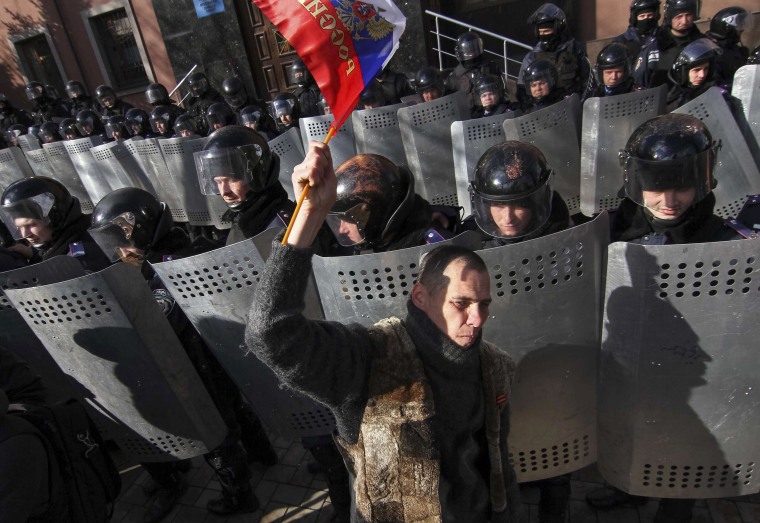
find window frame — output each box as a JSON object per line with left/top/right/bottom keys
{"left": 8, "top": 25, "right": 67, "bottom": 88}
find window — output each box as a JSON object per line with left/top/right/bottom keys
{"left": 12, "top": 32, "right": 66, "bottom": 97}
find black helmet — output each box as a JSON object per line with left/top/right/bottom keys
{"left": 358, "top": 83, "right": 385, "bottom": 109}
{"left": 149, "top": 105, "right": 175, "bottom": 135}
{"left": 75, "top": 110, "right": 104, "bottom": 137}
{"left": 39, "top": 121, "right": 62, "bottom": 143}
{"left": 595, "top": 43, "right": 632, "bottom": 84}
{"left": 629, "top": 0, "right": 661, "bottom": 28}
{"left": 0, "top": 177, "right": 74, "bottom": 245}
{"left": 89, "top": 188, "right": 172, "bottom": 263}
{"left": 240, "top": 105, "right": 266, "bottom": 129}
{"left": 470, "top": 142, "right": 553, "bottom": 239}
{"left": 291, "top": 58, "right": 312, "bottom": 88}
{"left": 187, "top": 72, "right": 208, "bottom": 98}
{"left": 65, "top": 80, "right": 87, "bottom": 100}
{"left": 58, "top": 118, "right": 81, "bottom": 140}
{"left": 145, "top": 83, "right": 170, "bottom": 106}
{"left": 455, "top": 32, "right": 484, "bottom": 66}
{"left": 25, "top": 81, "right": 46, "bottom": 101}
{"left": 709, "top": 7, "right": 750, "bottom": 44}
{"left": 620, "top": 113, "right": 717, "bottom": 209}
{"left": 317, "top": 94, "right": 331, "bottom": 115}
{"left": 194, "top": 125, "right": 276, "bottom": 208}
{"left": 326, "top": 154, "right": 415, "bottom": 248}
{"left": 4, "top": 124, "right": 26, "bottom": 145}
{"left": 414, "top": 66, "right": 444, "bottom": 97}
{"left": 221, "top": 77, "right": 248, "bottom": 109}
{"left": 125, "top": 108, "right": 150, "bottom": 136}
{"left": 173, "top": 114, "right": 197, "bottom": 137}
{"left": 528, "top": 3, "right": 567, "bottom": 45}
{"left": 104, "top": 115, "right": 128, "bottom": 140}
{"left": 271, "top": 92, "right": 300, "bottom": 121}
{"left": 663, "top": 0, "right": 699, "bottom": 25}
{"left": 524, "top": 59, "right": 559, "bottom": 100}
{"left": 95, "top": 85, "right": 117, "bottom": 107}
{"left": 205, "top": 102, "right": 235, "bottom": 130}
{"left": 474, "top": 75, "right": 505, "bottom": 107}
{"left": 669, "top": 38, "right": 721, "bottom": 87}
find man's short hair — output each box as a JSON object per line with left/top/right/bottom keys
{"left": 417, "top": 245, "right": 488, "bottom": 295}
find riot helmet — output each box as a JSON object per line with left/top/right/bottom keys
{"left": 3, "top": 124, "right": 26, "bottom": 146}
{"left": 28, "top": 125, "right": 42, "bottom": 142}
{"left": 173, "top": 114, "right": 197, "bottom": 138}
{"left": 475, "top": 75, "right": 505, "bottom": 109}
{"left": 125, "top": 108, "right": 150, "bottom": 137}
{"left": 95, "top": 85, "right": 117, "bottom": 108}
{"left": 75, "top": 110, "right": 104, "bottom": 137}
{"left": 358, "top": 84, "right": 385, "bottom": 110}
{"left": 58, "top": 118, "right": 81, "bottom": 140}
{"left": 620, "top": 113, "right": 717, "bottom": 215}
{"left": 669, "top": 38, "right": 720, "bottom": 87}
{"left": 524, "top": 59, "right": 559, "bottom": 101}
{"left": 221, "top": 77, "right": 248, "bottom": 110}
{"left": 149, "top": 105, "right": 174, "bottom": 136}
{"left": 291, "top": 58, "right": 313, "bottom": 88}
{"left": 0, "top": 177, "right": 73, "bottom": 247}
{"left": 271, "top": 93, "right": 300, "bottom": 127}
{"left": 65, "top": 80, "right": 87, "bottom": 100}
{"left": 470, "top": 142, "right": 554, "bottom": 239}
{"left": 25, "top": 81, "right": 46, "bottom": 101}
{"left": 455, "top": 32, "right": 484, "bottom": 67}
{"left": 89, "top": 187, "right": 172, "bottom": 264}
{"left": 663, "top": 0, "right": 699, "bottom": 26}
{"left": 749, "top": 45, "right": 760, "bottom": 66}
{"left": 145, "top": 83, "right": 170, "bottom": 106}
{"left": 105, "top": 115, "right": 128, "bottom": 140}
{"left": 414, "top": 66, "right": 445, "bottom": 101}
{"left": 629, "top": 0, "right": 661, "bottom": 34}
{"left": 326, "top": 154, "right": 415, "bottom": 248}
{"left": 205, "top": 102, "right": 235, "bottom": 131}
{"left": 528, "top": 3, "right": 567, "bottom": 46}
{"left": 317, "top": 94, "right": 332, "bottom": 115}
{"left": 595, "top": 43, "right": 632, "bottom": 87}
{"left": 187, "top": 72, "right": 209, "bottom": 98}
{"left": 709, "top": 7, "right": 750, "bottom": 45}
{"left": 240, "top": 105, "right": 265, "bottom": 130}
{"left": 39, "top": 121, "right": 62, "bottom": 143}
{"left": 194, "top": 125, "right": 276, "bottom": 210}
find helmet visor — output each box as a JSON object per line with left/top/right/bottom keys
{"left": 89, "top": 213, "right": 138, "bottom": 263}
{"left": 0, "top": 193, "right": 55, "bottom": 240}
{"left": 193, "top": 144, "right": 262, "bottom": 196}
{"left": 189, "top": 78, "right": 207, "bottom": 97}
{"left": 66, "top": 84, "right": 84, "bottom": 99}
{"left": 225, "top": 92, "right": 247, "bottom": 109}
{"left": 240, "top": 110, "right": 262, "bottom": 128}
{"left": 104, "top": 121, "right": 122, "bottom": 139}
{"left": 272, "top": 98, "right": 295, "bottom": 118}
{"left": 145, "top": 87, "right": 166, "bottom": 105}
{"left": 470, "top": 181, "right": 552, "bottom": 239}
{"left": 325, "top": 203, "right": 371, "bottom": 247}
{"left": 620, "top": 147, "right": 714, "bottom": 207}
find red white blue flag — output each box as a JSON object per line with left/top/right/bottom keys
{"left": 252, "top": 0, "right": 406, "bottom": 131}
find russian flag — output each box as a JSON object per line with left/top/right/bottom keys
{"left": 252, "top": 0, "right": 406, "bottom": 132}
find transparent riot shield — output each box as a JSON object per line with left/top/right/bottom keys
{"left": 599, "top": 239, "right": 760, "bottom": 498}
{"left": 42, "top": 141, "right": 94, "bottom": 213}
{"left": 731, "top": 65, "right": 760, "bottom": 169}
{"left": 0, "top": 147, "right": 33, "bottom": 190}
{"left": 398, "top": 91, "right": 470, "bottom": 206}
{"left": 124, "top": 138, "right": 186, "bottom": 222}
{"left": 299, "top": 114, "right": 357, "bottom": 169}
{"left": 580, "top": 85, "right": 666, "bottom": 216}
{"left": 63, "top": 136, "right": 109, "bottom": 204}
{"left": 504, "top": 94, "right": 582, "bottom": 215}
{"left": 352, "top": 102, "right": 410, "bottom": 169}
{"left": 452, "top": 112, "right": 517, "bottom": 217}
{"left": 17, "top": 134, "right": 41, "bottom": 152}
{"left": 24, "top": 148, "right": 57, "bottom": 179}
{"left": 90, "top": 140, "right": 153, "bottom": 192}
{"left": 268, "top": 128, "right": 304, "bottom": 201}
{"left": 5, "top": 263, "right": 228, "bottom": 462}
{"left": 151, "top": 228, "right": 334, "bottom": 439}
{"left": 674, "top": 87, "right": 760, "bottom": 218}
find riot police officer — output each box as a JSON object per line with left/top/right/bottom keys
{"left": 613, "top": 0, "right": 662, "bottom": 63}
{"left": 185, "top": 72, "right": 224, "bottom": 136}
{"left": 291, "top": 58, "right": 322, "bottom": 117}
{"left": 25, "top": 82, "right": 70, "bottom": 125}
{"left": 65, "top": 80, "right": 97, "bottom": 117}
{"left": 666, "top": 38, "right": 722, "bottom": 110}
{"left": 58, "top": 118, "right": 81, "bottom": 141}
{"left": 271, "top": 92, "right": 300, "bottom": 134}
{"left": 149, "top": 105, "right": 176, "bottom": 139}
{"left": 95, "top": 85, "right": 133, "bottom": 119}
{"left": 205, "top": 102, "right": 235, "bottom": 133}
{"left": 0, "top": 94, "right": 32, "bottom": 131}
{"left": 447, "top": 32, "right": 502, "bottom": 108}
{"left": 38, "top": 121, "right": 62, "bottom": 144}
{"left": 583, "top": 43, "right": 636, "bottom": 100}
{"left": 75, "top": 109, "right": 106, "bottom": 140}
{"left": 357, "top": 83, "right": 386, "bottom": 110}
{"left": 173, "top": 114, "right": 199, "bottom": 138}
{"left": 104, "top": 115, "right": 129, "bottom": 141}
{"left": 124, "top": 108, "right": 151, "bottom": 138}
{"left": 372, "top": 66, "right": 414, "bottom": 105}
{"left": 705, "top": 6, "right": 751, "bottom": 88}
{"left": 414, "top": 66, "right": 447, "bottom": 102}
{"left": 239, "top": 105, "right": 277, "bottom": 140}
{"left": 144, "top": 82, "right": 184, "bottom": 121}
{"left": 472, "top": 74, "right": 514, "bottom": 118}
{"left": 521, "top": 60, "right": 568, "bottom": 113}
{"left": 221, "top": 77, "right": 276, "bottom": 134}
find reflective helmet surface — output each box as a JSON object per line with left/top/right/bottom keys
{"left": 524, "top": 59, "right": 559, "bottom": 99}
{"left": 414, "top": 66, "right": 444, "bottom": 96}
{"left": 221, "top": 77, "right": 248, "bottom": 109}
{"left": 173, "top": 114, "right": 197, "bottom": 136}
{"left": 0, "top": 177, "right": 73, "bottom": 241}
{"left": 471, "top": 142, "right": 553, "bottom": 239}
{"left": 125, "top": 108, "right": 150, "bottom": 136}
{"left": 149, "top": 105, "right": 174, "bottom": 134}
{"left": 39, "top": 121, "right": 62, "bottom": 143}
{"left": 474, "top": 75, "right": 505, "bottom": 106}
{"left": 629, "top": 0, "right": 661, "bottom": 27}
{"left": 206, "top": 102, "right": 235, "bottom": 129}
{"left": 291, "top": 58, "right": 312, "bottom": 88}
{"left": 105, "top": 115, "right": 127, "bottom": 139}
{"left": 272, "top": 93, "right": 300, "bottom": 119}
{"left": 621, "top": 113, "right": 716, "bottom": 208}
{"left": 528, "top": 3, "right": 567, "bottom": 38}
{"left": 145, "top": 83, "right": 170, "bottom": 105}
{"left": 709, "top": 7, "right": 750, "bottom": 43}
{"left": 595, "top": 43, "right": 632, "bottom": 84}
{"left": 670, "top": 38, "right": 720, "bottom": 86}
{"left": 664, "top": 0, "right": 699, "bottom": 25}
{"left": 95, "top": 85, "right": 117, "bottom": 106}
{"left": 25, "top": 81, "right": 46, "bottom": 101}
{"left": 358, "top": 83, "right": 386, "bottom": 109}
{"left": 455, "top": 32, "right": 484, "bottom": 64}
{"left": 65, "top": 80, "right": 87, "bottom": 100}
{"left": 240, "top": 105, "right": 265, "bottom": 129}
{"left": 58, "top": 118, "right": 81, "bottom": 140}
{"left": 75, "top": 110, "right": 103, "bottom": 136}
{"left": 187, "top": 72, "right": 208, "bottom": 98}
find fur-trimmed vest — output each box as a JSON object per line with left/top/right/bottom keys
{"left": 334, "top": 317, "right": 515, "bottom": 522}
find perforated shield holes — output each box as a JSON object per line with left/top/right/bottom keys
{"left": 127, "top": 137, "right": 188, "bottom": 222}
{"left": 268, "top": 127, "right": 305, "bottom": 200}
{"left": 300, "top": 114, "right": 357, "bottom": 170}
{"left": 353, "top": 102, "right": 409, "bottom": 171}
{"left": 41, "top": 141, "right": 94, "bottom": 212}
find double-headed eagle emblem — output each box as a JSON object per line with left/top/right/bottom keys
{"left": 335, "top": 1, "right": 394, "bottom": 40}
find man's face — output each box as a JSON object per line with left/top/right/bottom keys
{"left": 538, "top": 27, "right": 554, "bottom": 37}
{"left": 642, "top": 187, "right": 696, "bottom": 220}
{"left": 670, "top": 12, "right": 694, "bottom": 34}
{"left": 688, "top": 63, "right": 709, "bottom": 86}
{"left": 412, "top": 258, "right": 492, "bottom": 349}
{"left": 422, "top": 88, "right": 440, "bottom": 102}
{"left": 101, "top": 95, "right": 115, "bottom": 108}
{"left": 336, "top": 218, "right": 364, "bottom": 245}
{"left": 530, "top": 80, "right": 550, "bottom": 99}
{"left": 178, "top": 128, "right": 194, "bottom": 138}
{"left": 155, "top": 120, "right": 167, "bottom": 133}
{"left": 14, "top": 217, "right": 53, "bottom": 246}
{"left": 211, "top": 121, "right": 224, "bottom": 130}
{"left": 280, "top": 114, "right": 293, "bottom": 125}
{"left": 603, "top": 67, "right": 626, "bottom": 87}
{"left": 214, "top": 176, "right": 250, "bottom": 206}
{"left": 480, "top": 91, "right": 497, "bottom": 107}
{"left": 117, "top": 245, "right": 145, "bottom": 267}
{"left": 637, "top": 10, "right": 656, "bottom": 21}
{"left": 489, "top": 204, "right": 533, "bottom": 237}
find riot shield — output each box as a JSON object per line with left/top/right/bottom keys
{"left": 580, "top": 85, "right": 666, "bottom": 216}
{"left": 504, "top": 94, "right": 582, "bottom": 215}
{"left": 0, "top": 147, "right": 33, "bottom": 190}
{"left": 4, "top": 263, "right": 228, "bottom": 461}
{"left": 452, "top": 112, "right": 517, "bottom": 217}
{"left": 42, "top": 142, "right": 94, "bottom": 213}
{"left": 731, "top": 65, "right": 760, "bottom": 169}
{"left": 312, "top": 231, "right": 482, "bottom": 326}
{"left": 90, "top": 140, "right": 153, "bottom": 192}
{"left": 24, "top": 148, "right": 57, "bottom": 179}
{"left": 151, "top": 228, "right": 334, "bottom": 439}
{"left": 159, "top": 136, "right": 230, "bottom": 229}
{"left": 674, "top": 87, "right": 760, "bottom": 218}
{"left": 599, "top": 239, "right": 760, "bottom": 498}
{"left": 268, "top": 128, "right": 304, "bottom": 201}
{"left": 398, "top": 91, "right": 470, "bottom": 206}
{"left": 17, "top": 134, "right": 41, "bottom": 152}
{"left": 299, "top": 114, "right": 357, "bottom": 169}
{"left": 63, "top": 136, "right": 109, "bottom": 204}
{"left": 352, "top": 102, "right": 410, "bottom": 169}
{"left": 124, "top": 138, "right": 186, "bottom": 222}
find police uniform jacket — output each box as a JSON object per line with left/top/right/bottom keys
{"left": 633, "top": 24, "right": 702, "bottom": 89}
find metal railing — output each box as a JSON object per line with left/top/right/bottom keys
{"left": 168, "top": 64, "right": 198, "bottom": 107}
{"left": 425, "top": 10, "right": 532, "bottom": 81}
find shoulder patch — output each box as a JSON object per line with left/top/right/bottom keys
{"left": 68, "top": 241, "right": 85, "bottom": 258}
{"left": 424, "top": 228, "right": 446, "bottom": 244}
{"left": 647, "top": 50, "right": 659, "bottom": 63}
{"left": 152, "top": 288, "right": 175, "bottom": 315}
